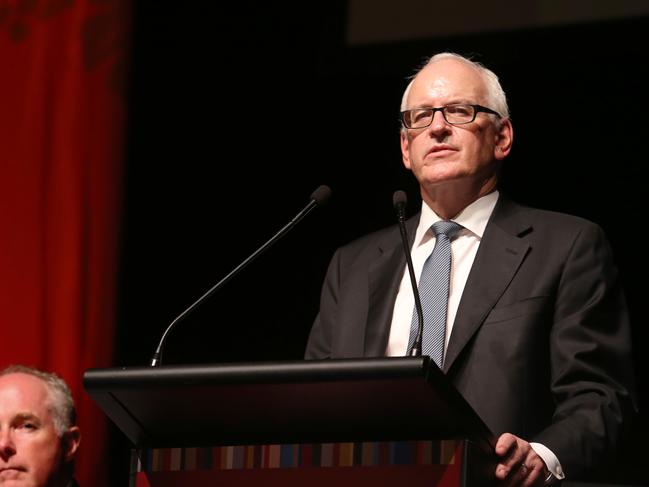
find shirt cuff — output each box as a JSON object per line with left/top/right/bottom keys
{"left": 530, "top": 442, "right": 566, "bottom": 481}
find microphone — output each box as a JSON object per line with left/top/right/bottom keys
{"left": 393, "top": 190, "right": 424, "bottom": 357}
{"left": 149, "top": 185, "right": 332, "bottom": 366}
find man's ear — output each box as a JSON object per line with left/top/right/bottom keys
{"left": 62, "top": 426, "right": 81, "bottom": 462}
{"left": 400, "top": 130, "right": 412, "bottom": 170}
{"left": 494, "top": 118, "right": 513, "bottom": 160}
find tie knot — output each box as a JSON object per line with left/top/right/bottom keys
{"left": 431, "top": 220, "right": 463, "bottom": 240}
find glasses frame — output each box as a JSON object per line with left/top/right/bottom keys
{"left": 400, "top": 104, "right": 501, "bottom": 129}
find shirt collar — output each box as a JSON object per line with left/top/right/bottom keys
{"left": 414, "top": 191, "right": 499, "bottom": 247}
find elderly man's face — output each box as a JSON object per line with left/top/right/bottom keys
{"left": 400, "top": 59, "right": 512, "bottom": 195}
{"left": 0, "top": 373, "right": 78, "bottom": 487}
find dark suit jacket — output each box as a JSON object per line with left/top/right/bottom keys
{"left": 305, "top": 196, "right": 635, "bottom": 478}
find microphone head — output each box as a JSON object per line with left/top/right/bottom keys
{"left": 310, "top": 185, "right": 332, "bottom": 206}
{"left": 393, "top": 190, "right": 408, "bottom": 210}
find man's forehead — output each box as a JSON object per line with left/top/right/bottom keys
{"left": 0, "top": 373, "right": 52, "bottom": 414}
{"left": 410, "top": 60, "right": 486, "bottom": 103}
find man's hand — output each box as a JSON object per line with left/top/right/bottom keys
{"left": 494, "top": 433, "right": 551, "bottom": 487}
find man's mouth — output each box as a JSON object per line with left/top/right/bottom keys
{"left": 426, "top": 145, "right": 457, "bottom": 159}
{"left": 428, "top": 144, "right": 456, "bottom": 154}
{"left": 0, "top": 466, "right": 27, "bottom": 475}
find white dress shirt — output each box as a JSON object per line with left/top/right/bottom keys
{"left": 386, "top": 191, "right": 498, "bottom": 357}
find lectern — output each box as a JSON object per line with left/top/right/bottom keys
{"left": 84, "top": 357, "right": 497, "bottom": 486}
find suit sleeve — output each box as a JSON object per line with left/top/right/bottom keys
{"left": 533, "top": 222, "right": 636, "bottom": 478}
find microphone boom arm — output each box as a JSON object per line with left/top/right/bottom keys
{"left": 150, "top": 186, "right": 331, "bottom": 366}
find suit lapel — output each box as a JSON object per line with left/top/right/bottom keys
{"left": 363, "top": 214, "right": 420, "bottom": 356}
{"left": 443, "top": 198, "right": 531, "bottom": 372}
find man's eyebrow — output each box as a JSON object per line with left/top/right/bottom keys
{"left": 13, "top": 412, "right": 42, "bottom": 423}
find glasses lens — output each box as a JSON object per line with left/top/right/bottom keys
{"left": 444, "top": 104, "right": 475, "bottom": 123}
{"left": 404, "top": 108, "right": 433, "bottom": 129}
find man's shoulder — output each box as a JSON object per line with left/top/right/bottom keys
{"left": 337, "top": 213, "right": 419, "bottom": 256}
{"left": 495, "top": 197, "right": 604, "bottom": 234}
{"left": 343, "top": 224, "right": 399, "bottom": 248}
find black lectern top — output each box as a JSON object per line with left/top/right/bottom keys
{"left": 83, "top": 357, "right": 494, "bottom": 449}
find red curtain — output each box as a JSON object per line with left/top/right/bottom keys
{"left": 0, "top": 1, "right": 129, "bottom": 485}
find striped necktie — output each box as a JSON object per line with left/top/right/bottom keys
{"left": 407, "top": 220, "right": 463, "bottom": 367}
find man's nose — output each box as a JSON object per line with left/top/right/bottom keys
{"left": 0, "top": 429, "right": 16, "bottom": 460}
{"left": 427, "top": 109, "right": 451, "bottom": 136}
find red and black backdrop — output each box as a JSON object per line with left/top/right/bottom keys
{"left": 0, "top": 0, "right": 128, "bottom": 485}
{"left": 2, "top": 1, "right": 648, "bottom": 485}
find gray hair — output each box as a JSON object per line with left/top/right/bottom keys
{"left": 400, "top": 52, "right": 510, "bottom": 123}
{"left": 0, "top": 364, "right": 76, "bottom": 436}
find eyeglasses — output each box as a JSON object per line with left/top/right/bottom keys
{"left": 400, "top": 103, "right": 501, "bottom": 129}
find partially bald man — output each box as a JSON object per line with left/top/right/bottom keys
{"left": 306, "top": 52, "right": 635, "bottom": 485}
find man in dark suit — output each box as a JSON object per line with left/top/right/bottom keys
{"left": 305, "top": 53, "right": 635, "bottom": 486}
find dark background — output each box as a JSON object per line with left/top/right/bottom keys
{"left": 113, "top": 2, "right": 649, "bottom": 484}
